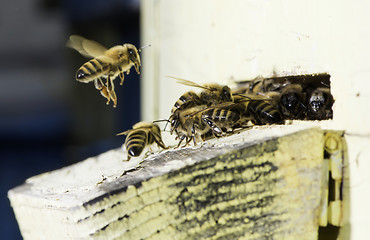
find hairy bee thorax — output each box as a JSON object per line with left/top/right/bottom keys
{"left": 200, "top": 84, "right": 234, "bottom": 105}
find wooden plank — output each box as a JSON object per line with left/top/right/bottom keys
{"left": 9, "top": 125, "right": 325, "bottom": 239}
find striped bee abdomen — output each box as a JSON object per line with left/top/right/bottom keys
{"left": 125, "top": 130, "right": 148, "bottom": 157}
{"left": 172, "top": 91, "right": 201, "bottom": 113}
{"left": 76, "top": 58, "right": 110, "bottom": 83}
{"left": 203, "top": 108, "right": 240, "bottom": 124}
{"left": 248, "top": 101, "right": 283, "bottom": 125}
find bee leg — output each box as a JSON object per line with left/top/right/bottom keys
{"left": 191, "top": 124, "right": 197, "bottom": 146}
{"left": 184, "top": 137, "right": 192, "bottom": 147}
{"left": 201, "top": 134, "right": 206, "bottom": 141}
{"left": 123, "top": 155, "right": 131, "bottom": 162}
{"left": 119, "top": 73, "right": 124, "bottom": 85}
{"left": 118, "top": 66, "right": 125, "bottom": 85}
{"left": 106, "top": 76, "right": 117, "bottom": 107}
{"left": 176, "top": 134, "right": 186, "bottom": 148}
{"left": 94, "top": 79, "right": 111, "bottom": 105}
{"left": 192, "top": 136, "right": 197, "bottom": 146}
{"left": 134, "top": 63, "right": 140, "bottom": 74}
{"left": 156, "top": 140, "right": 168, "bottom": 149}
{"left": 261, "top": 78, "right": 266, "bottom": 92}
{"left": 144, "top": 151, "right": 152, "bottom": 158}
{"left": 101, "top": 87, "right": 111, "bottom": 105}
{"left": 153, "top": 132, "right": 168, "bottom": 149}
{"left": 202, "top": 118, "right": 224, "bottom": 137}
{"left": 94, "top": 78, "right": 103, "bottom": 90}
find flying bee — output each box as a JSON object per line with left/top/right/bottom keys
{"left": 306, "top": 87, "right": 334, "bottom": 120}
{"left": 169, "top": 77, "right": 234, "bottom": 106}
{"left": 117, "top": 122, "right": 167, "bottom": 161}
{"left": 67, "top": 35, "right": 142, "bottom": 107}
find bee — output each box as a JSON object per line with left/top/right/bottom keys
{"left": 171, "top": 105, "right": 210, "bottom": 147}
{"left": 306, "top": 87, "right": 334, "bottom": 120}
{"left": 235, "top": 78, "right": 305, "bottom": 119}
{"left": 201, "top": 102, "right": 251, "bottom": 135}
{"left": 117, "top": 122, "right": 167, "bottom": 161}
{"left": 232, "top": 91, "right": 283, "bottom": 125}
{"left": 236, "top": 77, "right": 288, "bottom": 95}
{"left": 242, "top": 99, "right": 284, "bottom": 125}
{"left": 172, "top": 102, "right": 250, "bottom": 147}
{"left": 67, "top": 35, "right": 141, "bottom": 107}
{"left": 167, "top": 77, "right": 237, "bottom": 137}
{"left": 171, "top": 91, "right": 202, "bottom": 114}
{"left": 279, "top": 84, "right": 306, "bottom": 119}
{"left": 169, "top": 77, "right": 234, "bottom": 106}
{"left": 168, "top": 91, "right": 202, "bottom": 134}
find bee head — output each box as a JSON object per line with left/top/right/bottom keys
{"left": 308, "top": 89, "right": 332, "bottom": 113}
{"left": 221, "top": 86, "right": 233, "bottom": 102}
{"left": 126, "top": 45, "right": 140, "bottom": 62}
{"left": 281, "top": 92, "right": 301, "bottom": 112}
{"left": 309, "top": 93, "right": 326, "bottom": 113}
{"left": 125, "top": 44, "right": 141, "bottom": 73}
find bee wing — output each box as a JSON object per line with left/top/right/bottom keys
{"left": 66, "top": 35, "right": 108, "bottom": 58}
{"left": 116, "top": 130, "right": 132, "bottom": 136}
{"left": 186, "top": 104, "right": 221, "bottom": 117}
{"left": 232, "top": 92, "right": 276, "bottom": 102}
{"left": 167, "top": 76, "right": 212, "bottom": 91}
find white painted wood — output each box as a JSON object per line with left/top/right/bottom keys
{"left": 141, "top": 1, "right": 370, "bottom": 238}
{"left": 8, "top": 125, "right": 324, "bottom": 239}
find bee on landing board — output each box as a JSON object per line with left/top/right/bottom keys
{"left": 167, "top": 77, "right": 236, "bottom": 137}
{"left": 171, "top": 102, "right": 252, "bottom": 147}
{"left": 66, "top": 35, "right": 142, "bottom": 107}
{"left": 117, "top": 122, "right": 167, "bottom": 161}
{"left": 168, "top": 77, "right": 234, "bottom": 106}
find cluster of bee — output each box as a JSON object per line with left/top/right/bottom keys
{"left": 119, "top": 74, "right": 334, "bottom": 160}
{"left": 234, "top": 73, "right": 334, "bottom": 121}
{"left": 66, "top": 35, "right": 334, "bottom": 161}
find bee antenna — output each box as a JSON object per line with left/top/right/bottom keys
{"left": 164, "top": 121, "right": 169, "bottom": 132}
{"left": 153, "top": 119, "right": 169, "bottom": 123}
{"left": 152, "top": 119, "right": 170, "bottom": 131}
{"left": 233, "top": 93, "right": 251, "bottom": 99}
{"left": 320, "top": 81, "right": 330, "bottom": 88}
{"left": 139, "top": 44, "right": 151, "bottom": 52}
{"left": 300, "top": 102, "right": 307, "bottom": 109}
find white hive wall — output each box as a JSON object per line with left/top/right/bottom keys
{"left": 141, "top": 1, "right": 370, "bottom": 239}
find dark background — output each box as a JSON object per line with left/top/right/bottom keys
{"left": 1, "top": 0, "right": 141, "bottom": 238}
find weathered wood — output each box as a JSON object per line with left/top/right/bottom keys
{"left": 9, "top": 125, "right": 326, "bottom": 239}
